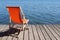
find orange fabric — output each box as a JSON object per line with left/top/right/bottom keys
{"left": 6, "top": 6, "right": 23, "bottom": 24}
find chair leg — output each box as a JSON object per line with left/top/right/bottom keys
{"left": 22, "top": 24, "right": 26, "bottom": 30}
{"left": 22, "top": 23, "right": 29, "bottom": 30}
{"left": 9, "top": 23, "right": 14, "bottom": 29}
{"left": 17, "top": 30, "right": 20, "bottom": 35}
{"left": 25, "top": 23, "right": 29, "bottom": 30}
{"left": 15, "top": 30, "right": 20, "bottom": 38}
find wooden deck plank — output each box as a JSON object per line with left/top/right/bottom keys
{"left": 47, "top": 25, "right": 60, "bottom": 40}
{"left": 36, "top": 25, "right": 45, "bottom": 40}
{"left": 29, "top": 25, "right": 34, "bottom": 40}
{"left": 0, "top": 25, "right": 7, "bottom": 40}
{"left": 0, "top": 36, "right": 2, "bottom": 40}
{"left": 0, "top": 25, "right": 6, "bottom": 31}
{"left": 43, "top": 25, "right": 56, "bottom": 40}
{"left": 10, "top": 24, "right": 21, "bottom": 40}
{"left": 32, "top": 25, "right": 39, "bottom": 40}
{"left": 13, "top": 37, "right": 18, "bottom": 40}
{"left": 18, "top": 31, "right": 24, "bottom": 40}
{"left": 4, "top": 25, "right": 18, "bottom": 40}
{"left": 46, "top": 25, "right": 57, "bottom": 40}
{"left": 24, "top": 26, "right": 29, "bottom": 40}
{"left": 0, "top": 24, "right": 60, "bottom": 40}
{"left": 18, "top": 25, "right": 29, "bottom": 40}
{"left": 0, "top": 25, "right": 7, "bottom": 32}
{"left": 1, "top": 36, "right": 8, "bottom": 40}
{"left": 49, "top": 25, "right": 60, "bottom": 37}
{"left": 51, "top": 25, "right": 60, "bottom": 37}
{"left": 57, "top": 24, "right": 60, "bottom": 28}
{"left": 57, "top": 24, "right": 60, "bottom": 29}
{"left": 23, "top": 25, "right": 29, "bottom": 40}
{"left": 54, "top": 25, "right": 60, "bottom": 33}
{"left": 55, "top": 25, "right": 60, "bottom": 32}
{"left": 7, "top": 36, "right": 13, "bottom": 40}
{"left": 1, "top": 25, "right": 8, "bottom": 40}
{"left": 40, "top": 25, "right": 51, "bottom": 40}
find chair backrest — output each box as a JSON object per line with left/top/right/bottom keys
{"left": 6, "top": 6, "right": 23, "bottom": 24}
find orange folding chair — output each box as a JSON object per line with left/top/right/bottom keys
{"left": 6, "top": 6, "right": 29, "bottom": 37}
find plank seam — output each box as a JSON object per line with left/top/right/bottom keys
{"left": 35, "top": 25, "right": 41, "bottom": 40}
{"left": 31, "top": 25, "right": 35, "bottom": 40}
{"left": 46, "top": 25, "right": 57, "bottom": 40}
{"left": 42, "top": 25, "right": 52, "bottom": 40}
{"left": 39, "top": 25, "right": 46, "bottom": 40}
{"left": 49, "top": 25, "right": 60, "bottom": 37}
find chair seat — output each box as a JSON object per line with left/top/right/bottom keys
{"left": 22, "top": 19, "right": 29, "bottom": 24}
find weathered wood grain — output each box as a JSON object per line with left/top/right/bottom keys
{"left": 43, "top": 25, "right": 56, "bottom": 40}
{"left": 47, "top": 25, "right": 60, "bottom": 40}
{"left": 32, "top": 25, "right": 39, "bottom": 40}
{"left": 40, "top": 25, "right": 51, "bottom": 40}
{"left": 29, "top": 25, "right": 34, "bottom": 40}
{"left": 36, "top": 25, "right": 45, "bottom": 40}
{"left": 0, "top": 24, "right": 60, "bottom": 40}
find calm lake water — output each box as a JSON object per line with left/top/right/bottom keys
{"left": 0, "top": 0, "right": 60, "bottom": 24}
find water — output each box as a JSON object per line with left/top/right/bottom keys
{"left": 0, "top": 0, "right": 60, "bottom": 24}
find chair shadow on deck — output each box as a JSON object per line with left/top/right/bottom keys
{"left": 0, "top": 28, "right": 21, "bottom": 37}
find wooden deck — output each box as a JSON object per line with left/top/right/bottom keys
{"left": 0, "top": 24, "right": 60, "bottom": 40}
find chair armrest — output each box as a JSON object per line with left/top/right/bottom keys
{"left": 22, "top": 14, "right": 26, "bottom": 19}
{"left": 20, "top": 6, "right": 26, "bottom": 19}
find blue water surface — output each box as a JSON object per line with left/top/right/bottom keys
{"left": 0, "top": 0, "right": 60, "bottom": 24}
